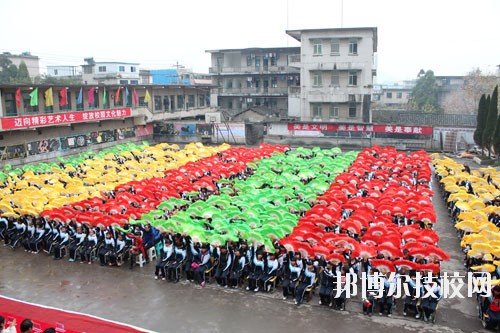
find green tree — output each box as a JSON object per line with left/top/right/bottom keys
{"left": 483, "top": 86, "right": 498, "bottom": 157}
{"left": 14, "top": 61, "right": 31, "bottom": 84}
{"left": 491, "top": 86, "right": 500, "bottom": 158}
{"left": 409, "top": 70, "right": 440, "bottom": 112}
{"left": 0, "top": 55, "right": 17, "bottom": 83}
{"left": 474, "top": 94, "right": 487, "bottom": 148}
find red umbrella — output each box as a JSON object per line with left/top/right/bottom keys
{"left": 371, "top": 259, "right": 396, "bottom": 273}
{"left": 377, "top": 243, "right": 403, "bottom": 259}
{"left": 327, "top": 252, "right": 346, "bottom": 265}
{"left": 393, "top": 259, "right": 417, "bottom": 271}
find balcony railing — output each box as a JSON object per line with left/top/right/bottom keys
{"left": 218, "top": 87, "right": 289, "bottom": 96}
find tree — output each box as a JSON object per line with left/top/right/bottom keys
{"left": 409, "top": 70, "right": 441, "bottom": 112}
{"left": 483, "top": 86, "right": 498, "bottom": 157}
{"left": 14, "top": 61, "right": 31, "bottom": 84}
{"left": 490, "top": 85, "right": 500, "bottom": 158}
{"left": 459, "top": 68, "right": 498, "bottom": 115}
{"left": 40, "top": 75, "right": 82, "bottom": 85}
{"left": 473, "top": 94, "right": 487, "bottom": 148}
{"left": 0, "top": 55, "right": 17, "bottom": 83}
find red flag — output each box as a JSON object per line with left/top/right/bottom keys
{"left": 59, "top": 88, "right": 67, "bottom": 107}
{"left": 15, "top": 88, "right": 21, "bottom": 108}
{"left": 115, "top": 87, "right": 121, "bottom": 104}
{"left": 133, "top": 89, "right": 138, "bottom": 105}
{"left": 87, "top": 87, "right": 95, "bottom": 105}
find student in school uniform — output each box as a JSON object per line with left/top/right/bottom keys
{"left": 28, "top": 223, "right": 46, "bottom": 254}
{"left": 21, "top": 220, "right": 36, "bottom": 251}
{"left": 54, "top": 227, "right": 70, "bottom": 260}
{"left": 246, "top": 249, "right": 265, "bottom": 292}
{"left": 193, "top": 243, "right": 212, "bottom": 287}
{"left": 378, "top": 271, "right": 397, "bottom": 317}
{"left": 98, "top": 231, "right": 116, "bottom": 266}
{"left": 108, "top": 233, "right": 126, "bottom": 266}
{"left": 167, "top": 242, "right": 187, "bottom": 282}
{"left": 418, "top": 273, "right": 442, "bottom": 322}
{"left": 185, "top": 237, "right": 201, "bottom": 282}
{"left": 68, "top": 226, "right": 85, "bottom": 262}
{"left": 80, "top": 228, "right": 98, "bottom": 264}
{"left": 228, "top": 249, "right": 246, "bottom": 288}
{"left": 259, "top": 252, "right": 279, "bottom": 292}
{"left": 295, "top": 262, "right": 317, "bottom": 306}
{"left": 332, "top": 266, "right": 350, "bottom": 310}
{"left": 214, "top": 246, "right": 233, "bottom": 287}
{"left": 318, "top": 261, "right": 336, "bottom": 306}
{"left": 155, "top": 238, "right": 174, "bottom": 280}
{"left": 282, "top": 257, "right": 302, "bottom": 300}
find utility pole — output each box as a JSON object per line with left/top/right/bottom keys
{"left": 171, "top": 61, "right": 185, "bottom": 84}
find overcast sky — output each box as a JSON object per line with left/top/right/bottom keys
{"left": 1, "top": 0, "right": 499, "bottom": 84}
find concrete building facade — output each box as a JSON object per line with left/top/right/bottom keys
{"left": 206, "top": 47, "right": 301, "bottom": 118}
{"left": 286, "top": 27, "right": 377, "bottom": 122}
{"left": 3, "top": 52, "right": 40, "bottom": 81}
{"left": 81, "top": 58, "right": 141, "bottom": 85}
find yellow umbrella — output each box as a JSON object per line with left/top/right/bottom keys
{"left": 479, "top": 222, "right": 500, "bottom": 233}
{"left": 479, "top": 229, "right": 500, "bottom": 241}
{"left": 455, "top": 220, "right": 480, "bottom": 233}
{"left": 471, "top": 264, "right": 496, "bottom": 273}
{"left": 458, "top": 211, "right": 488, "bottom": 223}
{"left": 455, "top": 201, "right": 472, "bottom": 212}
{"left": 471, "top": 243, "right": 494, "bottom": 255}
{"left": 469, "top": 200, "right": 486, "bottom": 210}
{"left": 463, "top": 234, "right": 489, "bottom": 245}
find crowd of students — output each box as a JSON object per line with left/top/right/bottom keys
{"left": 0, "top": 316, "right": 56, "bottom": 333}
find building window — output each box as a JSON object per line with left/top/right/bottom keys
{"left": 397, "top": 92, "right": 402, "bottom": 99}
{"left": 131, "top": 66, "right": 136, "bottom": 72}
{"left": 54, "top": 69, "right": 58, "bottom": 75}
{"left": 119, "top": 66, "right": 125, "bottom": 72}
{"left": 225, "top": 79, "right": 233, "bottom": 89}
{"left": 130, "top": 80, "right": 138, "bottom": 85}
{"left": 348, "top": 94, "right": 356, "bottom": 102}
{"left": 349, "top": 105, "right": 356, "bottom": 117}
{"left": 329, "top": 104, "right": 339, "bottom": 118}
{"left": 247, "top": 55, "right": 252, "bottom": 66}
{"left": 348, "top": 71, "right": 357, "bottom": 86}
{"left": 271, "top": 77, "right": 278, "bottom": 88}
{"left": 313, "top": 40, "right": 322, "bottom": 55}
{"left": 255, "top": 57, "right": 261, "bottom": 68}
{"left": 331, "top": 70, "right": 339, "bottom": 86}
{"left": 119, "top": 80, "right": 128, "bottom": 84}
{"left": 331, "top": 39, "right": 340, "bottom": 54}
{"left": 199, "top": 94, "right": 205, "bottom": 107}
{"left": 154, "top": 96, "right": 162, "bottom": 111}
{"left": 312, "top": 104, "right": 322, "bottom": 118}
{"left": 349, "top": 39, "right": 358, "bottom": 55}
{"left": 228, "top": 100, "right": 233, "bottom": 109}
{"left": 270, "top": 54, "right": 277, "bottom": 66}
{"left": 177, "top": 95, "right": 185, "bottom": 109}
{"left": 98, "top": 66, "right": 106, "bottom": 72}
{"left": 313, "top": 72, "right": 322, "bottom": 87}
{"left": 188, "top": 95, "right": 195, "bottom": 108}
{"left": 386, "top": 92, "right": 393, "bottom": 99}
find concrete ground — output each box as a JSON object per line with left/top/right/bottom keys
{"left": 0, "top": 170, "right": 491, "bottom": 333}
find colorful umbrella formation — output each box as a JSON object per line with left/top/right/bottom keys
{"left": 433, "top": 156, "right": 500, "bottom": 276}
{"left": 1, "top": 143, "right": 449, "bottom": 270}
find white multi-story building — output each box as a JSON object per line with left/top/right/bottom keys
{"left": 47, "top": 65, "right": 81, "bottom": 78}
{"left": 81, "top": 58, "right": 141, "bottom": 85}
{"left": 286, "top": 27, "right": 378, "bottom": 122}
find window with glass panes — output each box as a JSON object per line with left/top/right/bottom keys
{"left": 397, "top": 92, "right": 402, "bottom": 99}
{"left": 349, "top": 39, "right": 358, "bottom": 55}
{"left": 348, "top": 71, "right": 357, "bottom": 86}
{"left": 271, "top": 77, "right": 278, "bottom": 88}
{"left": 247, "top": 55, "right": 252, "bottom": 66}
{"left": 331, "top": 70, "right": 339, "bottom": 86}
{"left": 386, "top": 92, "right": 392, "bottom": 99}
{"left": 98, "top": 66, "right": 106, "bottom": 72}
{"left": 329, "top": 104, "right": 339, "bottom": 118}
{"left": 312, "top": 103, "right": 322, "bottom": 118}
{"left": 177, "top": 95, "right": 185, "bottom": 109}
{"left": 119, "top": 66, "right": 125, "bottom": 72}
{"left": 349, "top": 104, "right": 356, "bottom": 117}
{"left": 188, "top": 95, "right": 195, "bottom": 108}
{"left": 313, "top": 40, "right": 322, "bottom": 55}
{"left": 331, "top": 39, "right": 340, "bottom": 54}
{"left": 313, "top": 72, "right": 322, "bottom": 86}
{"left": 199, "top": 94, "right": 205, "bottom": 107}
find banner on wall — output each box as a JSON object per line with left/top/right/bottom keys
{"left": 1, "top": 108, "right": 132, "bottom": 129}
{"left": 196, "top": 124, "right": 214, "bottom": 136}
{"left": 0, "top": 144, "right": 26, "bottom": 159}
{"left": 287, "top": 123, "right": 433, "bottom": 135}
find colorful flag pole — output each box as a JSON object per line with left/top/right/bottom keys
{"left": 77, "top": 87, "right": 83, "bottom": 104}
{"left": 133, "top": 89, "right": 138, "bottom": 105}
{"left": 115, "top": 87, "right": 121, "bottom": 104}
{"left": 125, "top": 87, "right": 129, "bottom": 105}
{"left": 45, "top": 88, "right": 54, "bottom": 107}
{"left": 15, "top": 88, "right": 21, "bottom": 108}
{"left": 144, "top": 90, "right": 151, "bottom": 103}
{"left": 103, "top": 87, "right": 107, "bottom": 106}
{"left": 87, "top": 87, "right": 95, "bottom": 105}
{"left": 29, "top": 88, "right": 39, "bottom": 106}
{"left": 59, "top": 88, "right": 68, "bottom": 107}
